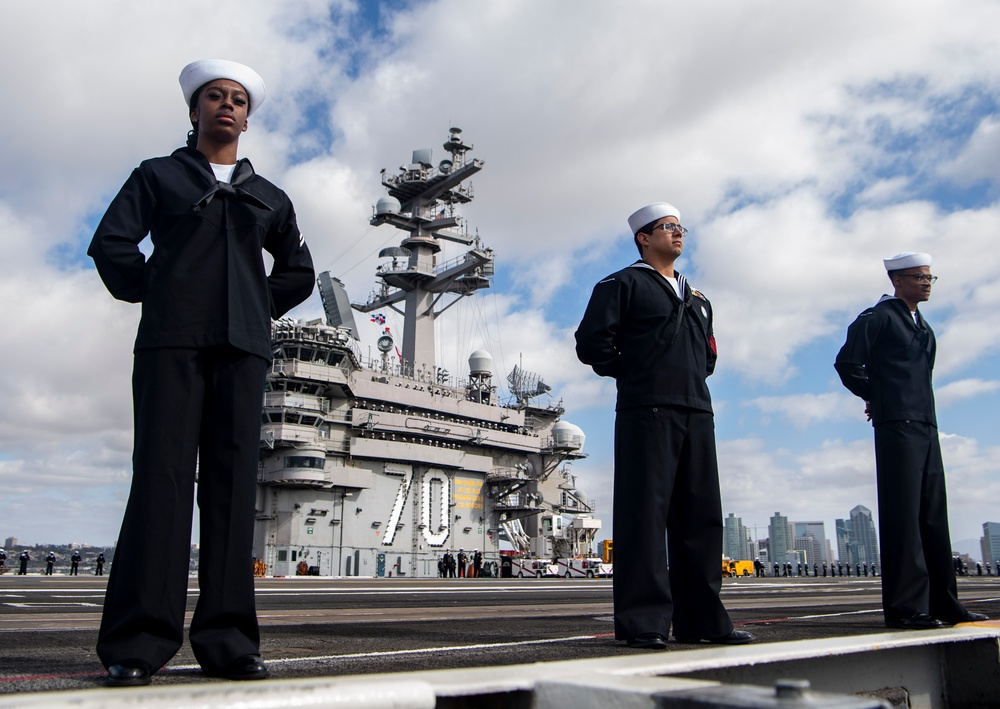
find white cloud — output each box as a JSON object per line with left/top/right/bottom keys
{"left": 935, "top": 378, "right": 1000, "bottom": 407}
{"left": 937, "top": 432, "right": 1000, "bottom": 537}
{"left": 745, "top": 392, "right": 863, "bottom": 429}
{"left": 939, "top": 116, "right": 1000, "bottom": 189}
{"left": 3, "top": 0, "right": 1000, "bottom": 549}
{"left": 718, "top": 432, "right": 1000, "bottom": 550}
{"left": 717, "top": 436, "right": 879, "bottom": 538}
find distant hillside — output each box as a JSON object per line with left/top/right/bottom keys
{"left": 953, "top": 538, "right": 983, "bottom": 563}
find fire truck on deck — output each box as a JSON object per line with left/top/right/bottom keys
{"left": 554, "top": 557, "right": 612, "bottom": 578}
{"left": 504, "top": 511, "right": 612, "bottom": 578}
{"left": 510, "top": 558, "right": 559, "bottom": 577}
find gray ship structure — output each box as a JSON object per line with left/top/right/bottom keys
{"left": 253, "top": 129, "right": 602, "bottom": 578}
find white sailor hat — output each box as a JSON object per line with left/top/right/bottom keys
{"left": 883, "top": 252, "right": 932, "bottom": 271}
{"left": 627, "top": 202, "right": 681, "bottom": 235}
{"left": 179, "top": 59, "right": 266, "bottom": 116}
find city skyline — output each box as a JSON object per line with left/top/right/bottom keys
{"left": 9, "top": 511, "right": 1000, "bottom": 565}
{"left": 720, "top": 508, "right": 1000, "bottom": 565}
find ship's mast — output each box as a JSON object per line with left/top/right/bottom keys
{"left": 353, "top": 128, "right": 494, "bottom": 375}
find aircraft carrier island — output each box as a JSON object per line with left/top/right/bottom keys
{"left": 254, "top": 128, "right": 599, "bottom": 580}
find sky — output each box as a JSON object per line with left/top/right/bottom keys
{"left": 2, "top": 0, "right": 999, "bottom": 560}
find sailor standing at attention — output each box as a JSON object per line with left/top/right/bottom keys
{"left": 835, "top": 252, "right": 987, "bottom": 630}
{"left": 575, "top": 202, "right": 753, "bottom": 648}
{"left": 88, "top": 59, "right": 315, "bottom": 686}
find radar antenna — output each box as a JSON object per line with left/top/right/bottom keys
{"left": 507, "top": 364, "right": 552, "bottom": 406}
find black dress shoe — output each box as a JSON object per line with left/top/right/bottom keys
{"left": 106, "top": 662, "right": 151, "bottom": 687}
{"left": 205, "top": 655, "right": 270, "bottom": 681}
{"left": 675, "top": 629, "right": 756, "bottom": 645}
{"left": 885, "top": 612, "right": 945, "bottom": 630}
{"left": 943, "top": 611, "right": 989, "bottom": 624}
{"left": 627, "top": 632, "right": 668, "bottom": 649}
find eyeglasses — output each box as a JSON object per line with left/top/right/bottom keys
{"left": 898, "top": 274, "right": 938, "bottom": 284}
{"left": 649, "top": 223, "right": 688, "bottom": 236}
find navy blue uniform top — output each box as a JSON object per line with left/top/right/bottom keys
{"left": 575, "top": 262, "right": 717, "bottom": 412}
{"left": 88, "top": 147, "right": 315, "bottom": 362}
{"left": 835, "top": 296, "right": 937, "bottom": 426}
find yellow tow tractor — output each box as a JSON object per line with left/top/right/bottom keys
{"left": 722, "top": 557, "right": 754, "bottom": 577}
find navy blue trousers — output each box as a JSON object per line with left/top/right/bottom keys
{"left": 874, "top": 420, "right": 966, "bottom": 623}
{"left": 612, "top": 405, "right": 733, "bottom": 641}
{"left": 97, "top": 346, "right": 267, "bottom": 673}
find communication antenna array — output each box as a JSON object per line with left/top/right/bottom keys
{"left": 507, "top": 365, "right": 552, "bottom": 405}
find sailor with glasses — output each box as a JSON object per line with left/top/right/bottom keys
{"left": 575, "top": 202, "right": 753, "bottom": 649}
{"left": 835, "top": 252, "right": 988, "bottom": 630}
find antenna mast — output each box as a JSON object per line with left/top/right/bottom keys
{"left": 353, "top": 128, "right": 494, "bottom": 374}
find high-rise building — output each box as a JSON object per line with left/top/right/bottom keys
{"left": 769, "top": 512, "right": 791, "bottom": 567}
{"left": 786, "top": 548, "right": 806, "bottom": 566}
{"left": 745, "top": 529, "right": 759, "bottom": 561}
{"left": 793, "top": 521, "right": 828, "bottom": 564}
{"left": 724, "top": 513, "right": 749, "bottom": 560}
{"left": 835, "top": 519, "right": 851, "bottom": 563}
{"left": 982, "top": 522, "right": 1000, "bottom": 566}
{"left": 3, "top": 536, "right": 16, "bottom": 549}
{"left": 850, "top": 504, "right": 879, "bottom": 566}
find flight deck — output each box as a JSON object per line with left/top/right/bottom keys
{"left": 2, "top": 574, "right": 999, "bottom": 706}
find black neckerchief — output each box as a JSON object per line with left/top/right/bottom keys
{"left": 172, "top": 147, "right": 273, "bottom": 212}
{"left": 880, "top": 297, "right": 933, "bottom": 358}
{"left": 632, "top": 263, "right": 694, "bottom": 349}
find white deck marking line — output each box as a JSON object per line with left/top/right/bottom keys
{"left": 0, "top": 590, "right": 100, "bottom": 594}
{"left": 790, "top": 609, "right": 882, "bottom": 619}
{"left": 752, "top": 598, "right": 1000, "bottom": 621}
{"left": 255, "top": 586, "right": 611, "bottom": 596}
{"left": 4, "top": 602, "right": 102, "bottom": 608}
{"left": 163, "top": 633, "right": 603, "bottom": 671}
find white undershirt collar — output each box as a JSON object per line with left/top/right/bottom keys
{"left": 210, "top": 162, "right": 237, "bottom": 183}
